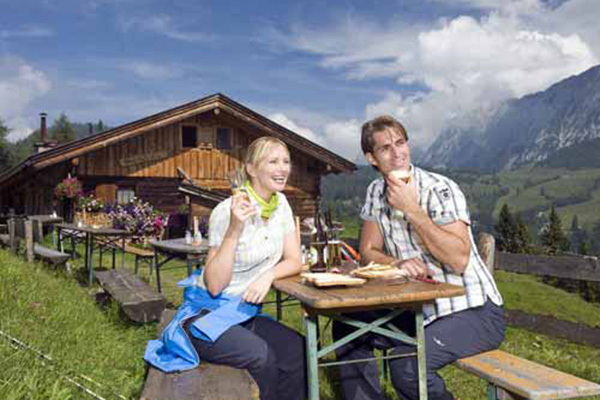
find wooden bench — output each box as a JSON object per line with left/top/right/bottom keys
{"left": 124, "top": 244, "right": 155, "bottom": 276}
{"left": 33, "top": 243, "right": 70, "bottom": 265}
{"left": 95, "top": 269, "right": 166, "bottom": 323}
{"left": 456, "top": 349, "right": 600, "bottom": 400}
{"left": 453, "top": 233, "right": 600, "bottom": 400}
{"left": 140, "top": 309, "right": 259, "bottom": 400}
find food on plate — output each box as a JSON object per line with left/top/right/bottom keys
{"left": 301, "top": 272, "right": 366, "bottom": 287}
{"left": 351, "top": 262, "right": 409, "bottom": 279}
{"left": 390, "top": 169, "right": 411, "bottom": 183}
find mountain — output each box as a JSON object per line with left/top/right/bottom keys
{"left": 423, "top": 64, "right": 600, "bottom": 171}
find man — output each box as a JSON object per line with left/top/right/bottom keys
{"left": 333, "top": 115, "right": 505, "bottom": 400}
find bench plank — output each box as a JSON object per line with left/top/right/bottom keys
{"left": 456, "top": 350, "right": 600, "bottom": 399}
{"left": 124, "top": 244, "right": 154, "bottom": 257}
{"left": 33, "top": 243, "right": 70, "bottom": 265}
{"left": 140, "top": 309, "right": 259, "bottom": 400}
{"left": 95, "top": 269, "right": 165, "bottom": 322}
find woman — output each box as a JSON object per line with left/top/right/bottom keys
{"left": 145, "top": 137, "right": 307, "bottom": 400}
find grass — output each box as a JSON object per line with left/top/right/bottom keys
{"left": 2, "top": 239, "right": 600, "bottom": 399}
{"left": 493, "top": 167, "right": 600, "bottom": 230}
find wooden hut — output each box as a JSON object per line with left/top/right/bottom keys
{"left": 0, "top": 93, "right": 356, "bottom": 219}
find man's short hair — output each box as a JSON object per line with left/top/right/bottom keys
{"left": 361, "top": 115, "right": 409, "bottom": 155}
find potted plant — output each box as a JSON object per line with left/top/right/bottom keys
{"left": 107, "top": 197, "right": 167, "bottom": 247}
{"left": 54, "top": 176, "right": 83, "bottom": 223}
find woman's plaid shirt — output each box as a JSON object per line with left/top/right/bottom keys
{"left": 360, "top": 165, "right": 503, "bottom": 325}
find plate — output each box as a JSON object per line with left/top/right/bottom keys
{"left": 301, "top": 272, "right": 366, "bottom": 287}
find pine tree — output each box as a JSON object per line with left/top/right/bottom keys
{"left": 541, "top": 206, "right": 569, "bottom": 254}
{"left": 52, "top": 113, "right": 77, "bottom": 143}
{"left": 514, "top": 213, "right": 531, "bottom": 254}
{"left": 494, "top": 204, "right": 516, "bottom": 252}
{"left": 569, "top": 214, "right": 589, "bottom": 254}
{"left": 96, "top": 120, "right": 105, "bottom": 132}
{"left": 0, "top": 119, "right": 13, "bottom": 170}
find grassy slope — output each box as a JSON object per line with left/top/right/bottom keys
{"left": 493, "top": 167, "right": 600, "bottom": 230}
{"left": 2, "top": 245, "right": 600, "bottom": 399}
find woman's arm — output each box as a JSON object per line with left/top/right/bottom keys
{"left": 242, "top": 228, "right": 302, "bottom": 304}
{"left": 203, "top": 195, "right": 257, "bottom": 296}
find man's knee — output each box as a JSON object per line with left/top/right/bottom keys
{"left": 244, "top": 341, "right": 273, "bottom": 371}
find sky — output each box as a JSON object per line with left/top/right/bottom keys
{"left": 1, "top": 0, "right": 599, "bottom": 163}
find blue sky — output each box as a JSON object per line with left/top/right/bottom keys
{"left": 1, "top": 0, "right": 599, "bottom": 162}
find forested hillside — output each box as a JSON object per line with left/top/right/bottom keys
{"left": 0, "top": 115, "right": 108, "bottom": 173}
{"left": 321, "top": 165, "right": 600, "bottom": 255}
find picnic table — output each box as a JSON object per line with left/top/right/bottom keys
{"left": 149, "top": 238, "right": 209, "bottom": 293}
{"left": 56, "top": 223, "right": 130, "bottom": 285}
{"left": 28, "top": 214, "right": 63, "bottom": 244}
{"left": 273, "top": 275, "right": 465, "bottom": 400}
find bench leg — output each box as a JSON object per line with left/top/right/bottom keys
{"left": 487, "top": 383, "right": 498, "bottom": 400}
{"left": 134, "top": 255, "right": 139, "bottom": 275}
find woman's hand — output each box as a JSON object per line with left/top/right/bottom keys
{"left": 243, "top": 269, "right": 274, "bottom": 304}
{"left": 228, "top": 193, "right": 258, "bottom": 235}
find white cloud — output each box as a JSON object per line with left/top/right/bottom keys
{"left": 116, "top": 60, "right": 183, "bottom": 80}
{"left": 270, "top": 1, "right": 598, "bottom": 146}
{"left": 0, "top": 55, "right": 52, "bottom": 141}
{"left": 268, "top": 112, "right": 362, "bottom": 161}
{"left": 0, "top": 25, "right": 54, "bottom": 39}
{"left": 119, "top": 14, "right": 210, "bottom": 43}
{"left": 268, "top": 113, "right": 321, "bottom": 144}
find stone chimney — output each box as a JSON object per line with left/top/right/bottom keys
{"left": 34, "top": 112, "right": 57, "bottom": 154}
{"left": 40, "top": 112, "right": 48, "bottom": 142}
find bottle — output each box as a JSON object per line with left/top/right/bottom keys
{"left": 185, "top": 230, "right": 192, "bottom": 245}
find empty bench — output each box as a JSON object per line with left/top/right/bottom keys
{"left": 95, "top": 269, "right": 166, "bottom": 323}
{"left": 455, "top": 234, "right": 600, "bottom": 400}
{"left": 456, "top": 349, "right": 600, "bottom": 400}
{"left": 33, "top": 243, "right": 70, "bottom": 265}
{"left": 124, "top": 244, "right": 155, "bottom": 275}
{"left": 140, "top": 309, "right": 259, "bottom": 400}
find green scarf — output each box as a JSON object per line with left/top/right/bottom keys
{"left": 245, "top": 180, "right": 279, "bottom": 219}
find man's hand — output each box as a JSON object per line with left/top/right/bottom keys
{"left": 386, "top": 173, "right": 419, "bottom": 215}
{"left": 392, "top": 257, "right": 430, "bottom": 279}
{"left": 243, "top": 269, "right": 274, "bottom": 304}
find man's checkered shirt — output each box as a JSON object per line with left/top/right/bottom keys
{"left": 360, "top": 165, "right": 503, "bottom": 325}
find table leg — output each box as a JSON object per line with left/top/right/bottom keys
{"left": 87, "top": 234, "right": 93, "bottom": 285}
{"left": 154, "top": 248, "right": 162, "bottom": 293}
{"left": 121, "top": 237, "right": 125, "bottom": 269}
{"left": 305, "top": 312, "right": 319, "bottom": 400}
{"left": 57, "top": 227, "right": 62, "bottom": 252}
{"left": 416, "top": 307, "right": 427, "bottom": 400}
{"left": 276, "top": 290, "right": 282, "bottom": 321}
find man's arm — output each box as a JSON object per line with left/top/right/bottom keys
{"left": 360, "top": 220, "right": 430, "bottom": 277}
{"left": 386, "top": 175, "right": 471, "bottom": 272}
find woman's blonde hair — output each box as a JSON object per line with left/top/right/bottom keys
{"left": 241, "top": 136, "right": 290, "bottom": 180}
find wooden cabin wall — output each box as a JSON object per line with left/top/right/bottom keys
{"left": 0, "top": 163, "right": 68, "bottom": 215}
{"left": 75, "top": 111, "right": 325, "bottom": 218}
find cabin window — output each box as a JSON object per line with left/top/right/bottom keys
{"left": 216, "top": 128, "right": 232, "bottom": 150}
{"left": 117, "top": 187, "right": 135, "bottom": 204}
{"left": 198, "top": 127, "right": 213, "bottom": 148}
{"left": 181, "top": 126, "right": 198, "bottom": 148}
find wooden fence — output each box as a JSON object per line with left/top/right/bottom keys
{"left": 493, "top": 249, "right": 600, "bottom": 348}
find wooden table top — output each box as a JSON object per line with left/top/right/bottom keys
{"left": 150, "top": 238, "right": 209, "bottom": 255}
{"left": 28, "top": 215, "right": 64, "bottom": 224}
{"left": 56, "top": 223, "right": 130, "bottom": 236}
{"left": 273, "top": 275, "right": 465, "bottom": 311}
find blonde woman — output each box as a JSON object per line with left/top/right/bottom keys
{"left": 145, "top": 137, "right": 307, "bottom": 400}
